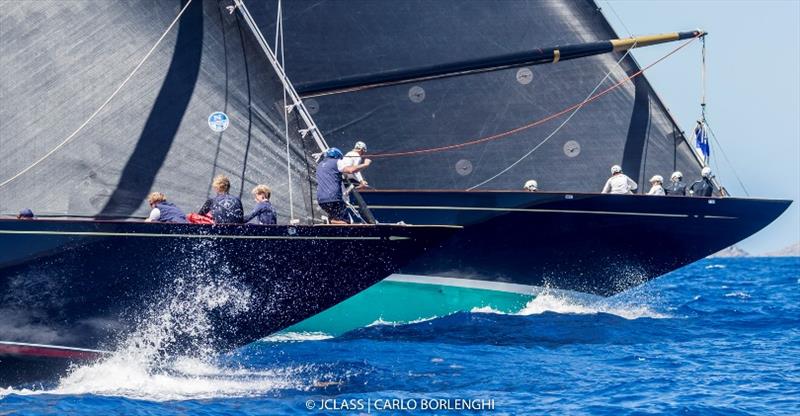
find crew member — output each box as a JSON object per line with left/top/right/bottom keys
{"left": 665, "top": 171, "right": 687, "bottom": 196}
{"left": 340, "top": 141, "right": 376, "bottom": 223}
{"left": 342, "top": 141, "right": 369, "bottom": 188}
{"left": 316, "top": 147, "right": 371, "bottom": 224}
{"left": 145, "top": 192, "right": 187, "bottom": 223}
{"left": 647, "top": 175, "right": 665, "bottom": 195}
{"left": 199, "top": 174, "right": 244, "bottom": 223}
{"left": 17, "top": 209, "right": 34, "bottom": 219}
{"left": 523, "top": 180, "right": 538, "bottom": 192}
{"left": 601, "top": 165, "right": 638, "bottom": 194}
{"left": 689, "top": 167, "right": 716, "bottom": 197}
{"left": 244, "top": 184, "right": 277, "bottom": 225}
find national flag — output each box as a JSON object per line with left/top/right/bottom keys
{"left": 694, "top": 121, "right": 710, "bottom": 161}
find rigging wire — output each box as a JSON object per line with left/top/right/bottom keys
{"left": 467, "top": 41, "right": 638, "bottom": 190}
{"left": 703, "top": 121, "right": 751, "bottom": 197}
{"left": 0, "top": 0, "right": 194, "bottom": 189}
{"left": 370, "top": 35, "right": 701, "bottom": 159}
{"left": 275, "top": 0, "right": 295, "bottom": 220}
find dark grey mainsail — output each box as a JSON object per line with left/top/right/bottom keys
{"left": 247, "top": 0, "right": 705, "bottom": 193}
{"left": 0, "top": 0, "right": 317, "bottom": 222}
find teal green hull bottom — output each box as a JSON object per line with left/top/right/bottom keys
{"left": 286, "top": 277, "right": 535, "bottom": 337}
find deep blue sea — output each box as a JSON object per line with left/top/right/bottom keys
{"left": 2, "top": 257, "right": 798, "bottom": 415}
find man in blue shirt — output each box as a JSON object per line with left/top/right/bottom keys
{"left": 198, "top": 174, "right": 244, "bottom": 223}
{"left": 244, "top": 184, "right": 277, "bottom": 225}
{"left": 316, "top": 147, "right": 371, "bottom": 224}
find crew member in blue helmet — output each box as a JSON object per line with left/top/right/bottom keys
{"left": 17, "top": 208, "right": 34, "bottom": 219}
{"left": 244, "top": 184, "right": 277, "bottom": 225}
{"left": 199, "top": 174, "right": 244, "bottom": 223}
{"left": 689, "top": 167, "right": 716, "bottom": 197}
{"left": 316, "top": 147, "right": 371, "bottom": 224}
{"left": 145, "top": 192, "right": 187, "bottom": 223}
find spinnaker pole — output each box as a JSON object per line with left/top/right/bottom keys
{"left": 297, "top": 30, "right": 705, "bottom": 98}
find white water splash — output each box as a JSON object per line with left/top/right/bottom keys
{"left": 472, "top": 289, "right": 667, "bottom": 320}
{"left": 515, "top": 291, "right": 668, "bottom": 319}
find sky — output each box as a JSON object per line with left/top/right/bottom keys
{"left": 603, "top": 0, "right": 800, "bottom": 254}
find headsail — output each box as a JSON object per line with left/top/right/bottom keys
{"left": 246, "top": 0, "right": 707, "bottom": 192}
{"left": 0, "top": 0, "right": 318, "bottom": 222}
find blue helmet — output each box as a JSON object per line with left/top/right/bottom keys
{"left": 325, "top": 147, "right": 343, "bottom": 159}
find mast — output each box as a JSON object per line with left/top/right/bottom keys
{"left": 297, "top": 30, "right": 705, "bottom": 98}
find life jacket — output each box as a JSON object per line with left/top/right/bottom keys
{"left": 210, "top": 193, "right": 244, "bottom": 223}
{"left": 155, "top": 202, "right": 187, "bottom": 223}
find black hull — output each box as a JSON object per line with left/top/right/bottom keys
{"left": 0, "top": 219, "right": 456, "bottom": 385}
{"left": 361, "top": 191, "right": 791, "bottom": 295}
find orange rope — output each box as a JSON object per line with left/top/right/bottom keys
{"left": 369, "top": 35, "right": 700, "bottom": 159}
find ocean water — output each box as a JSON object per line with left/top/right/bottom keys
{"left": 2, "top": 257, "right": 799, "bottom": 415}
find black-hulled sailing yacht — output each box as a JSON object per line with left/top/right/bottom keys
{"left": 0, "top": 0, "right": 458, "bottom": 385}
{"left": 241, "top": 0, "right": 790, "bottom": 334}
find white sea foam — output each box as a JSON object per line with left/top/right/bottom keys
{"left": 724, "top": 291, "right": 751, "bottom": 299}
{"left": 366, "top": 316, "right": 437, "bottom": 327}
{"left": 470, "top": 305, "right": 506, "bottom": 314}
{"left": 262, "top": 331, "right": 333, "bottom": 343}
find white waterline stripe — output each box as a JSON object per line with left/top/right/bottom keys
{"left": 385, "top": 274, "right": 541, "bottom": 295}
{"left": 0, "top": 230, "right": 407, "bottom": 241}
{"left": 0, "top": 340, "right": 109, "bottom": 354}
{"left": 369, "top": 205, "right": 690, "bottom": 218}
{"left": 703, "top": 215, "right": 737, "bottom": 220}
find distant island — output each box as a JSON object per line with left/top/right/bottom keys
{"left": 761, "top": 241, "right": 800, "bottom": 257}
{"left": 708, "top": 242, "right": 800, "bottom": 258}
{"left": 709, "top": 245, "right": 750, "bottom": 258}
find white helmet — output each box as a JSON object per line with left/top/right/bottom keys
{"left": 671, "top": 171, "right": 683, "bottom": 181}
{"left": 610, "top": 165, "right": 622, "bottom": 174}
{"left": 701, "top": 166, "right": 712, "bottom": 178}
{"left": 649, "top": 175, "right": 664, "bottom": 184}
{"left": 354, "top": 141, "right": 367, "bottom": 151}
{"left": 524, "top": 179, "right": 538, "bottom": 191}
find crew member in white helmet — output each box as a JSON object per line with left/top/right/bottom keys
{"left": 523, "top": 179, "right": 538, "bottom": 192}
{"left": 647, "top": 175, "right": 665, "bottom": 195}
{"left": 340, "top": 140, "right": 376, "bottom": 223}
{"left": 665, "top": 171, "right": 687, "bottom": 196}
{"left": 601, "top": 165, "right": 638, "bottom": 194}
{"left": 342, "top": 141, "right": 370, "bottom": 188}
{"left": 689, "top": 166, "right": 716, "bottom": 197}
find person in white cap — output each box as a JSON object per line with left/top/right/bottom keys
{"left": 342, "top": 141, "right": 370, "bottom": 188}
{"left": 523, "top": 179, "right": 538, "bottom": 192}
{"left": 601, "top": 165, "right": 637, "bottom": 194}
{"left": 647, "top": 175, "right": 665, "bottom": 195}
{"left": 689, "top": 166, "right": 716, "bottom": 197}
{"left": 340, "top": 141, "right": 376, "bottom": 223}
{"left": 665, "top": 171, "right": 687, "bottom": 196}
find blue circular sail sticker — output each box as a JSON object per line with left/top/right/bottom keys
{"left": 208, "top": 111, "right": 229, "bottom": 132}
